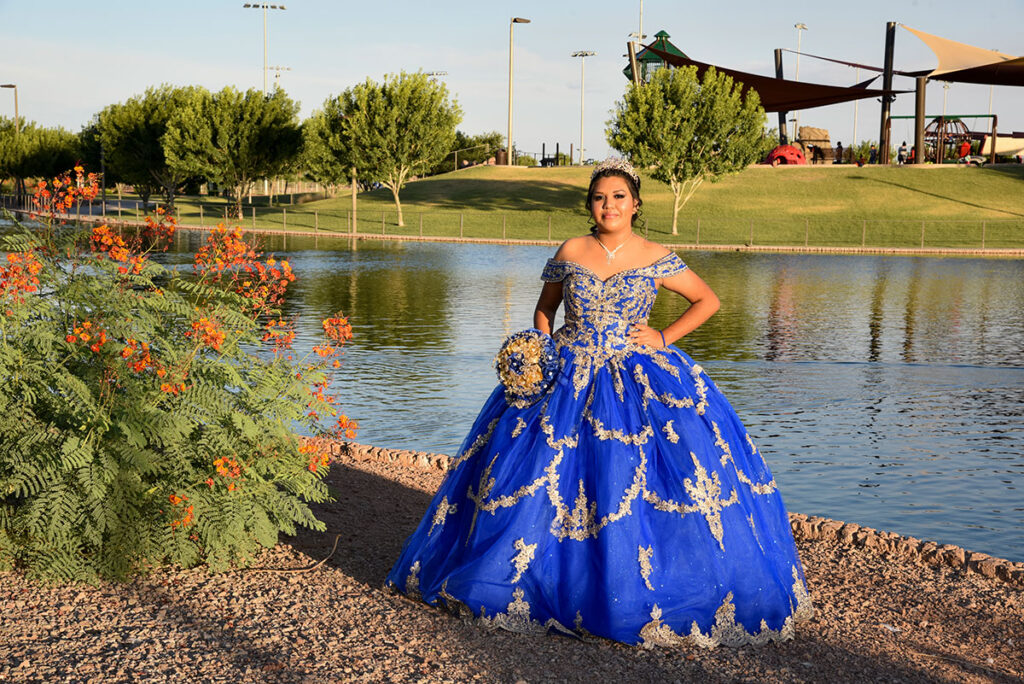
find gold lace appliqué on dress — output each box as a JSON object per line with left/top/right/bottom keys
{"left": 428, "top": 496, "right": 457, "bottom": 536}
{"left": 405, "top": 561, "right": 421, "bottom": 599}
{"left": 639, "top": 564, "right": 813, "bottom": 649}
{"left": 510, "top": 538, "right": 537, "bottom": 583}
{"left": 638, "top": 544, "right": 655, "bottom": 591}
{"left": 662, "top": 420, "right": 680, "bottom": 444}
{"left": 711, "top": 421, "right": 777, "bottom": 495}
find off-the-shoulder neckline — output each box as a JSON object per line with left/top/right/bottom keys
{"left": 546, "top": 253, "right": 681, "bottom": 284}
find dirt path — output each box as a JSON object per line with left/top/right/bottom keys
{"left": 2, "top": 453, "right": 1021, "bottom": 683}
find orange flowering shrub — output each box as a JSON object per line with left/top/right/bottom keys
{"left": 0, "top": 168, "right": 356, "bottom": 582}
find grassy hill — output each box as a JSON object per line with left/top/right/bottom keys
{"left": 105, "top": 163, "right": 1024, "bottom": 248}
{"left": 297, "top": 163, "right": 1024, "bottom": 247}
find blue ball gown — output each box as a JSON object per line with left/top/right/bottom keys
{"left": 385, "top": 253, "right": 813, "bottom": 648}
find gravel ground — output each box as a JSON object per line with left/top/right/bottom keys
{"left": 1, "top": 453, "right": 1021, "bottom": 683}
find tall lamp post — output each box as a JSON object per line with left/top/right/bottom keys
{"left": 269, "top": 65, "right": 291, "bottom": 88}
{"left": 793, "top": 23, "right": 807, "bottom": 142}
{"left": 507, "top": 17, "right": 530, "bottom": 165}
{"left": 242, "top": 3, "right": 287, "bottom": 95}
{"left": 571, "top": 51, "right": 595, "bottom": 165}
{"left": 0, "top": 84, "right": 17, "bottom": 136}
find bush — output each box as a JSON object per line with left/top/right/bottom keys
{"left": 0, "top": 168, "right": 356, "bottom": 582}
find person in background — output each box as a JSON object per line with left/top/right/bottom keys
{"left": 958, "top": 139, "right": 972, "bottom": 159}
{"left": 834, "top": 142, "right": 844, "bottom": 164}
{"left": 898, "top": 141, "right": 908, "bottom": 165}
{"left": 869, "top": 144, "right": 878, "bottom": 164}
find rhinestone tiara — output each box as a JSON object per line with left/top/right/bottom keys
{"left": 591, "top": 158, "right": 640, "bottom": 186}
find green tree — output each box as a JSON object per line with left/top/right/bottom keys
{"left": 95, "top": 86, "right": 204, "bottom": 213}
{"left": 607, "top": 66, "right": 766, "bottom": 235}
{"left": 429, "top": 130, "right": 503, "bottom": 175}
{"left": 165, "top": 87, "right": 302, "bottom": 218}
{"left": 336, "top": 72, "right": 461, "bottom": 226}
{"left": 0, "top": 120, "right": 79, "bottom": 197}
{"left": 302, "top": 105, "right": 351, "bottom": 196}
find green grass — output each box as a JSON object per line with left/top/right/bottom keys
{"left": 92, "top": 164, "right": 1024, "bottom": 248}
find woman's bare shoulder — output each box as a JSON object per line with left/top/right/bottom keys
{"left": 636, "top": 237, "right": 673, "bottom": 260}
{"left": 553, "top": 235, "right": 592, "bottom": 261}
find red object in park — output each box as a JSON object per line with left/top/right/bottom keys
{"left": 765, "top": 144, "right": 807, "bottom": 166}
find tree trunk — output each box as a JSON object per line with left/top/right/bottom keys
{"left": 226, "top": 183, "right": 242, "bottom": 219}
{"left": 162, "top": 184, "right": 176, "bottom": 214}
{"left": 670, "top": 181, "right": 682, "bottom": 236}
{"left": 388, "top": 184, "right": 404, "bottom": 227}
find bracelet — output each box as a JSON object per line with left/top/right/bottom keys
{"left": 658, "top": 330, "right": 667, "bottom": 348}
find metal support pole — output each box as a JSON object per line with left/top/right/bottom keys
{"left": 920, "top": 221, "right": 925, "bottom": 248}
{"left": 419, "top": 213, "right": 423, "bottom": 237}
{"left": 774, "top": 49, "right": 788, "bottom": 145}
{"left": 315, "top": 210, "right": 319, "bottom": 232}
{"left": 282, "top": 207, "right": 286, "bottom": 231}
{"left": 981, "top": 221, "right": 986, "bottom": 249}
{"left": 627, "top": 41, "right": 641, "bottom": 87}
{"left": 460, "top": 213, "right": 464, "bottom": 238}
{"left": 351, "top": 167, "right": 358, "bottom": 233}
{"left": 862, "top": 220, "right": 866, "bottom": 247}
{"left": 878, "top": 21, "right": 897, "bottom": 165}
{"left": 199, "top": 204, "right": 203, "bottom": 226}
{"left": 696, "top": 217, "right": 701, "bottom": 246}
{"left": 914, "top": 77, "right": 927, "bottom": 164}
{"left": 252, "top": 206, "right": 256, "bottom": 230}
{"left": 502, "top": 214, "right": 507, "bottom": 240}
{"left": 989, "top": 115, "right": 998, "bottom": 166}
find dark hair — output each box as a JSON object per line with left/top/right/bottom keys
{"left": 585, "top": 169, "right": 643, "bottom": 233}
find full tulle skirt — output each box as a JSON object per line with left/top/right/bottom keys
{"left": 385, "top": 344, "right": 812, "bottom": 648}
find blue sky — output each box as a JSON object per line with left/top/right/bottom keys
{"left": 1, "top": 0, "right": 1022, "bottom": 160}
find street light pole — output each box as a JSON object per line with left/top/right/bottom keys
{"left": 793, "top": 23, "right": 807, "bottom": 142}
{"left": 0, "top": 84, "right": 17, "bottom": 136}
{"left": 852, "top": 67, "right": 859, "bottom": 148}
{"left": 571, "top": 51, "right": 595, "bottom": 165}
{"left": 507, "top": 17, "right": 531, "bottom": 166}
{"left": 242, "top": 3, "right": 287, "bottom": 95}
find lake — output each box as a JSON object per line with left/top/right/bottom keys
{"left": 13, "top": 221, "right": 1024, "bottom": 563}
{"left": 229, "top": 235, "right": 1022, "bottom": 563}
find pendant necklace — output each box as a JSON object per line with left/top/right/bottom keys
{"left": 594, "top": 233, "right": 632, "bottom": 264}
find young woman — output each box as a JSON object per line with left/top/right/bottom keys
{"left": 386, "top": 159, "right": 812, "bottom": 648}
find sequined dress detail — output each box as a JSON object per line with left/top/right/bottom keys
{"left": 385, "top": 253, "right": 812, "bottom": 648}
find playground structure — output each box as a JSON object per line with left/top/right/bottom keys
{"left": 635, "top": 23, "right": 1023, "bottom": 165}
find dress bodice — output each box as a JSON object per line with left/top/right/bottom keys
{"left": 541, "top": 253, "right": 687, "bottom": 357}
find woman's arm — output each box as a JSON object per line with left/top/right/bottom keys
{"left": 629, "top": 269, "right": 720, "bottom": 348}
{"left": 533, "top": 281, "right": 564, "bottom": 335}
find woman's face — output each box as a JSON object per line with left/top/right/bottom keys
{"left": 589, "top": 175, "right": 638, "bottom": 232}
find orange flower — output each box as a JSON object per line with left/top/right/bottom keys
{"left": 0, "top": 251, "right": 43, "bottom": 303}
{"left": 186, "top": 316, "right": 227, "bottom": 351}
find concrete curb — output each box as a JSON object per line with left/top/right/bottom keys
{"left": 331, "top": 440, "right": 1024, "bottom": 588}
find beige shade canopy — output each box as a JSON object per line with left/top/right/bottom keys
{"left": 903, "top": 25, "right": 1024, "bottom": 86}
